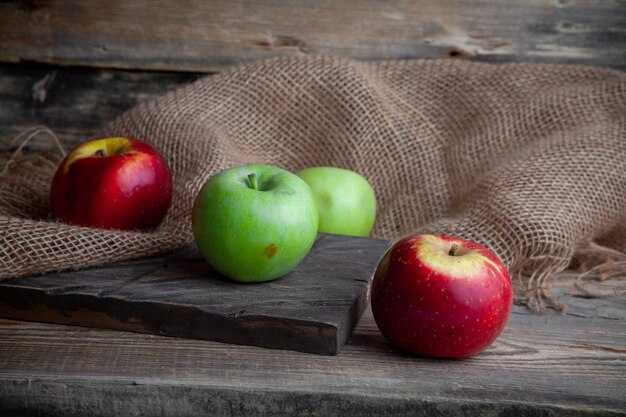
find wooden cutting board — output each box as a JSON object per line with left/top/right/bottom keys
{"left": 0, "top": 233, "right": 389, "bottom": 355}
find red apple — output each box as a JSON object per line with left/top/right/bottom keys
{"left": 371, "top": 234, "right": 513, "bottom": 358}
{"left": 50, "top": 137, "right": 172, "bottom": 231}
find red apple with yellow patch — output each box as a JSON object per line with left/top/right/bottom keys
{"left": 371, "top": 234, "right": 513, "bottom": 358}
{"left": 50, "top": 137, "right": 172, "bottom": 231}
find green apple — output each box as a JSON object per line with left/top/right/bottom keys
{"left": 296, "top": 167, "right": 376, "bottom": 237}
{"left": 192, "top": 164, "right": 318, "bottom": 283}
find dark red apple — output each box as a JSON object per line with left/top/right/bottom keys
{"left": 50, "top": 137, "right": 172, "bottom": 231}
{"left": 371, "top": 234, "right": 513, "bottom": 358}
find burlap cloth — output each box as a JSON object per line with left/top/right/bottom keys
{"left": 1, "top": 56, "right": 625, "bottom": 309}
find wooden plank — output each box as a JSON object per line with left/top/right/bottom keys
{"left": 0, "top": 234, "right": 390, "bottom": 355}
{"left": 0, "top": 0, "right": 624, "bottom": 73}
{"left": 0, "top": 62, "right": 199, "bottom": 151}
{"left": 0, "top": 276, "right": 625, "bottom": 416}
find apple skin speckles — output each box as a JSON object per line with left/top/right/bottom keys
{"left": 371, "top": 234, "right": 513, "bottom": 358}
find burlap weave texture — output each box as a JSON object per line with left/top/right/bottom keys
{"left": 2, "top": 57, "right": 625, "bottom": 307}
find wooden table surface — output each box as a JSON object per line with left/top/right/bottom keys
{"left": 1, "top": 1, "right": 625, "bottom": 415}
{"left": 1, "top": 275, "right": 625, "bottom": 417}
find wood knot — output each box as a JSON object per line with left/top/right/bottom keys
{"left": 250, "top": 35, "right": 307, "bottom": 52}
{"left": 446, "top": 48, "right": 468, "bottom": 59}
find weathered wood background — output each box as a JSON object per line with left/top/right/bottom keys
{"left": 0, "top": 63, "right": 197, "bottom": 149}
{"left": 1, "top": 0, "right": 625, "bottom": 150}
{"left": 1, "top": 0, "right": 625, "bottom": 73}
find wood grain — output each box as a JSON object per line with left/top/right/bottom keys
{"left": 0, "top": 0, "right": 624, "bottom": 73}
{"left": 0, "top": 63, "right": 199, "bottom": 151}
{"left": 0, "top": 234, "right": 390, "bottom": 355}
{"left": 1, "top": 277, "right": 625, "bottom": 416}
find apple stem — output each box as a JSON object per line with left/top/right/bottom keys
{"left": 247, "top": 173, "right": 258, "bottom": 190}
{"left": 448, "top": 243, "right": 459, "bottom": 256}
{"left": 95, "top": 149, "right": 106, "bottom": 158}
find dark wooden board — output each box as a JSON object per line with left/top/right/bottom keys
{"left": 0, "top": 233, "right": 390, "bottom": 355}
{"left": 0, "top": 62, "right": 200, "bottom": 151}
{"left": 1, "top": 274, "right": 625, "bottom": 416}
{"left": 0, "top": 0, "right": 625, "bottom": 73}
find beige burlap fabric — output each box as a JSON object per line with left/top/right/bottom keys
{"left": 1, "top": 57, "right": 625, "bottom": 309}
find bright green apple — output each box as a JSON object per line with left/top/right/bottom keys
{"left": 192, "top": 164, "right": 318, "bottom": 283}
{"left": 296, "top": 167, "right": 376, "bottom": 237}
